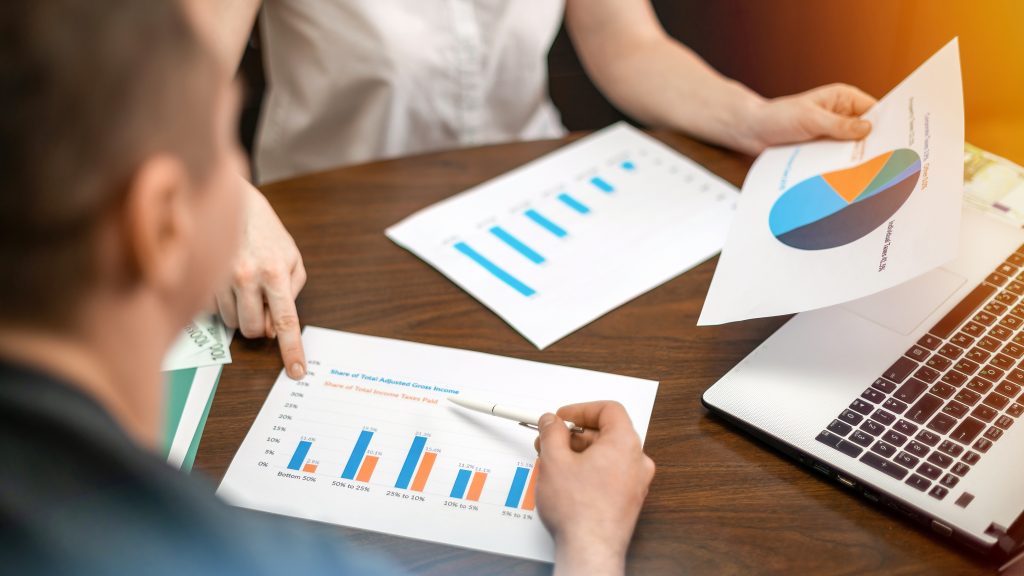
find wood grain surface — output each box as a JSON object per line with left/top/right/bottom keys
{"left": 194, "top": 131, "right": 1000, "bottom": 575}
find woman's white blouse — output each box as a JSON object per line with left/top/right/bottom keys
{"left": 256, "top": 0, "right": 568, "bottom": 183}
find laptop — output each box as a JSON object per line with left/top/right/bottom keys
{"left": 703, "top": 204, "right": 1024, "bottom": 558}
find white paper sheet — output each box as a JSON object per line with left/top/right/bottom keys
{"left": 387, "top": 123, "right": 739, "bottom": 348}
{"left": 217, "top": 327, "right": 658, "bottom": 562}
{"left": 166, "top": 364, "right": 222, "bottom": 469}
{"left": 699, "top": 39, "right": 964, "bottom": 325}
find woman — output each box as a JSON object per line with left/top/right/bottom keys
{"left": 198, "top": 0, "right": 875, "bottom": 377}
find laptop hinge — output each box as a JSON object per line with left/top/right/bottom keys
{"left": 989, "top": 512, "right": 1024, "bottom": 558}
{"left": 1004, "top": 549, "right": 1024, "bottom": 574}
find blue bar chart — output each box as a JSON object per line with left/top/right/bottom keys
{"left": 525, "top": 209, "right": 567, "bottom": 238}
{"left": 450, "top": 467, "right": 489, "bottom": 501}
{"left": 287, "top": 439, "right": 312, "bottom": 471}
{"left": 387, "top": 122, "right": 740, "bottom": 348}
{"left": 590, "top": 176, "right": 615, "bottom": 193}
{"left": 341, "top": 429, "right": 375, "bottom": 480}
{"left": 504, "top": 466, "right": 530, "bottom": 507}
{"left": 504, "top": 461, "right": 538, "bottom": 510}
{"left": 450, "top": 468, "right": 472, "bottom": 498}
{"left": 394, "top": 435, "right": 438, "bottom": 492}
{"left": 557, "top": 193, "right": 590, "bottom": 214}
{"left": 453, "top": 242, "right": 536, "bottom": 297}
{"left": 490, "top": 226, "right": 545, "bottom": 264}
{"left": 218, "top": 327, "right": 660, "bottom": 562}
{"left": 395, "top": 435, "right": 427, "bottom": 489}
{"left": 452, "top": 160, "right": 640, "bottom": 299}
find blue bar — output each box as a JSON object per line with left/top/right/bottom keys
{"left": 287, "top": 440, "right": 312, "bottom": 471}
{"left": 505, "top": 466, "right": 531, "bottom": 508}
{"left": 450, "top": 469, "right": 472, "bottom": 499}
{"left": 558, "top": 193, "right": 591, "bottom": 214}
{"left": 590, "top": 176, "right": 614, "bottom": 193}
{"left": 525, "top": 209, "right": 567, "bottom": 238}
{"left": 490, "top": 226, "right": 544, "bottom": 264}
{"left": 621, "top": 160, "right": 636, "bottom": 171}
{"left": 341, "top": 430, "right": 374, "bottom": 480}
{"left": 395, "top": 435, "right": 428, "bottom": 489}
{"left": 454, "top": 242, "right": 536, "bottom": 297}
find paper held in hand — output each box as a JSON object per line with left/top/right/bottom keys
{"left": 699, "top": 38, "right": 965, "bottom": 325}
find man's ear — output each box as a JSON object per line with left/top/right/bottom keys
{"left": 122, "top": 154, "right": 193, "bottom": 294}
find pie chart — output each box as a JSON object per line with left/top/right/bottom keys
{"left": 769, "top": 148, "right": 922, "bottom": 250}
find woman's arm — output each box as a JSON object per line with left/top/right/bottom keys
{"left": 564, "top": 0, "right": 875, "bottom": 155}
{"left": 184, "top": 0, "right": 262, "bottom": 70}
{"left": 183, "top": 0, "right": 309, "bottom": 381}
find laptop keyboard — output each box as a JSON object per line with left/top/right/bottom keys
{"left": 816, "top": 244, "right": 1024, "bottom": 502}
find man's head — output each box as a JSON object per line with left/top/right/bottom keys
{"left": 0, "top": 1, "right": 244, "bottom": 342}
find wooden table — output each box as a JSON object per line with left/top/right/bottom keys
{"left": 195, "top": 132, "right": 1000, "bottom": 575}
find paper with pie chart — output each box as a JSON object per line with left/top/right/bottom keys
{"left": 700, "top": 38, "right": 964, "bottom": 325}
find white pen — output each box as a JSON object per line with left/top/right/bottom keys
{"left": 447, "top": 396, "right": 584, "bottom": 433}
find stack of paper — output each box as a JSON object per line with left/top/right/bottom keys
{"left": 163, "top": 365, "right": 223, "bottom": 471}
{"left": 161, "top": 314, "right": 233, "bottom": 471}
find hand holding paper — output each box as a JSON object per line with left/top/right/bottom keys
{"left": 700, "top": 39, "right": 965, "bottom": 325}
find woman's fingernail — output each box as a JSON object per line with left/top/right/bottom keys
{"left": 538, "top": 413, "right": 556, "bottom": 428}
{"left": 290, "top": 363, "right": 306, "bottom": 379}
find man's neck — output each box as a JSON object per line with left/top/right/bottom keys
{"left": 0, "top": 321, "right": 163, "bottom": 448}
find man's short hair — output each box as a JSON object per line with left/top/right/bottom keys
{"left": 0, "top": 0, "right": 218, "bottom": 328}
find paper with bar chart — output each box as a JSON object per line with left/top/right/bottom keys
{"left": 699, "top": 38, "right": 965, "bottom": 325}
{"left": 386, "top": 122, "right": 739, "bottom": 348}
{"left": 217, "top": 327, "right": 658, "bottom": 562}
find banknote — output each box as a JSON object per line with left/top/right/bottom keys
{"left": 162, "top": 314, "right": 233, "bottom": 372}
{"left": 964, "top": 143, "right": 1024, "bottom": 226}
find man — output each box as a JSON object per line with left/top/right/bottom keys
{"left": 0, "top": 2, "right": 654, "bottom": 575}
{"left": 203, "top": 0, "right": 877, "bottom": 386}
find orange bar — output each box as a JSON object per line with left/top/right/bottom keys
{"left": 466, "top": 471, "right": 488, "bottom": 501}
{"left": 521, "top": 460, "right": 539, "bottom": 510}
{"left": 302, "top": 463, "right": 318, "bottom": 473}
{"left": 410, "top": 451, "right": 438, "bottom": 492}
{"left": 355, "top": 455, "right": 379, "bottom": 483}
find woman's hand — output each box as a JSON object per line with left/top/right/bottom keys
{"left": 737, "top": 83, "right": 877, "bottom": 155}
{"left": 216, "top": 180, "right": 307, "bottom": 379}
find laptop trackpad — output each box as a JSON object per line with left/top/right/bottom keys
{"left": 841, "top": 268, "right": 967, "bottom": 335}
